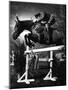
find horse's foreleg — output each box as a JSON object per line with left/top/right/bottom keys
{"left": 25, "top": 35, "right": 29, "bottom": 46}
{"left": 34, "top": 54, "right": 39, "bottom": 70}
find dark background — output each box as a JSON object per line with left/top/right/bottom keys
{"left": 9, "top": 1, "right": 66, "bottom": 89}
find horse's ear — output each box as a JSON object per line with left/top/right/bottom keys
{"left": 15, "top": 15, "right": 19, "bottom": 23}
{"left": 16, "top": 16, "right": 19, "bottom": 21}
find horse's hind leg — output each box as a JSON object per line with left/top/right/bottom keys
{"left": 53, "top": 30, "right": 65, "bottom": 45}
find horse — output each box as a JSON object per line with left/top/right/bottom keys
{"left": 12, "top": 15, "right": 65, "bottom": 79}
{"left": 13, "top": 16, "right": 65, "bottom": 47}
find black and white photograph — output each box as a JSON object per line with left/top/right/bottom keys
{"left": 9, "top": 1, "right": 66, "bottom": 89}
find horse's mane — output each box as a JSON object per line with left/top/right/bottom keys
{"left": 20, "top": 20, "right": 34, "bottom": 25}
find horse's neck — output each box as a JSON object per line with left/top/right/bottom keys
{"left": 22, "top": 21, "right": 34, "bottom": 31}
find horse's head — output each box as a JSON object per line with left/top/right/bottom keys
{"left": 13, "top": 16, "right": 23, "bottom": 40}
{"left": 13, "top": 16, "right": 34, "bottom": 40}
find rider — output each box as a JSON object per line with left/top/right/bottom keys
{"left": 32, "top": 12, "right": 56, "bottom": 25}
{"left": 31, "top": 12, "right": 56, "bottom": 44}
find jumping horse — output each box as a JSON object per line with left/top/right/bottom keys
{"left": 13, "top": 16, "right": 65, "bottom": 46}
{"left": 12, "top": 15, "right": 65, "bottom": 79}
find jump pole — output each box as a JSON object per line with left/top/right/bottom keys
{"left": 17, "top": 45, "right": 64, "bottom": 84}
{"left": 17, "top": 45, "right": 35, "bottom": 84}
{"left": 25, "top": 45, "right": 64, "bottom": 54}
{"left": 43, "top": 50, "right": 57, "bottom": 81}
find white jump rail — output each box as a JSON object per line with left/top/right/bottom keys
{"left": 17, "top": 45, "right": 64, "bottom": 84}
{"left": 25, "top": 45, "right": 64, "bottom": 54}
